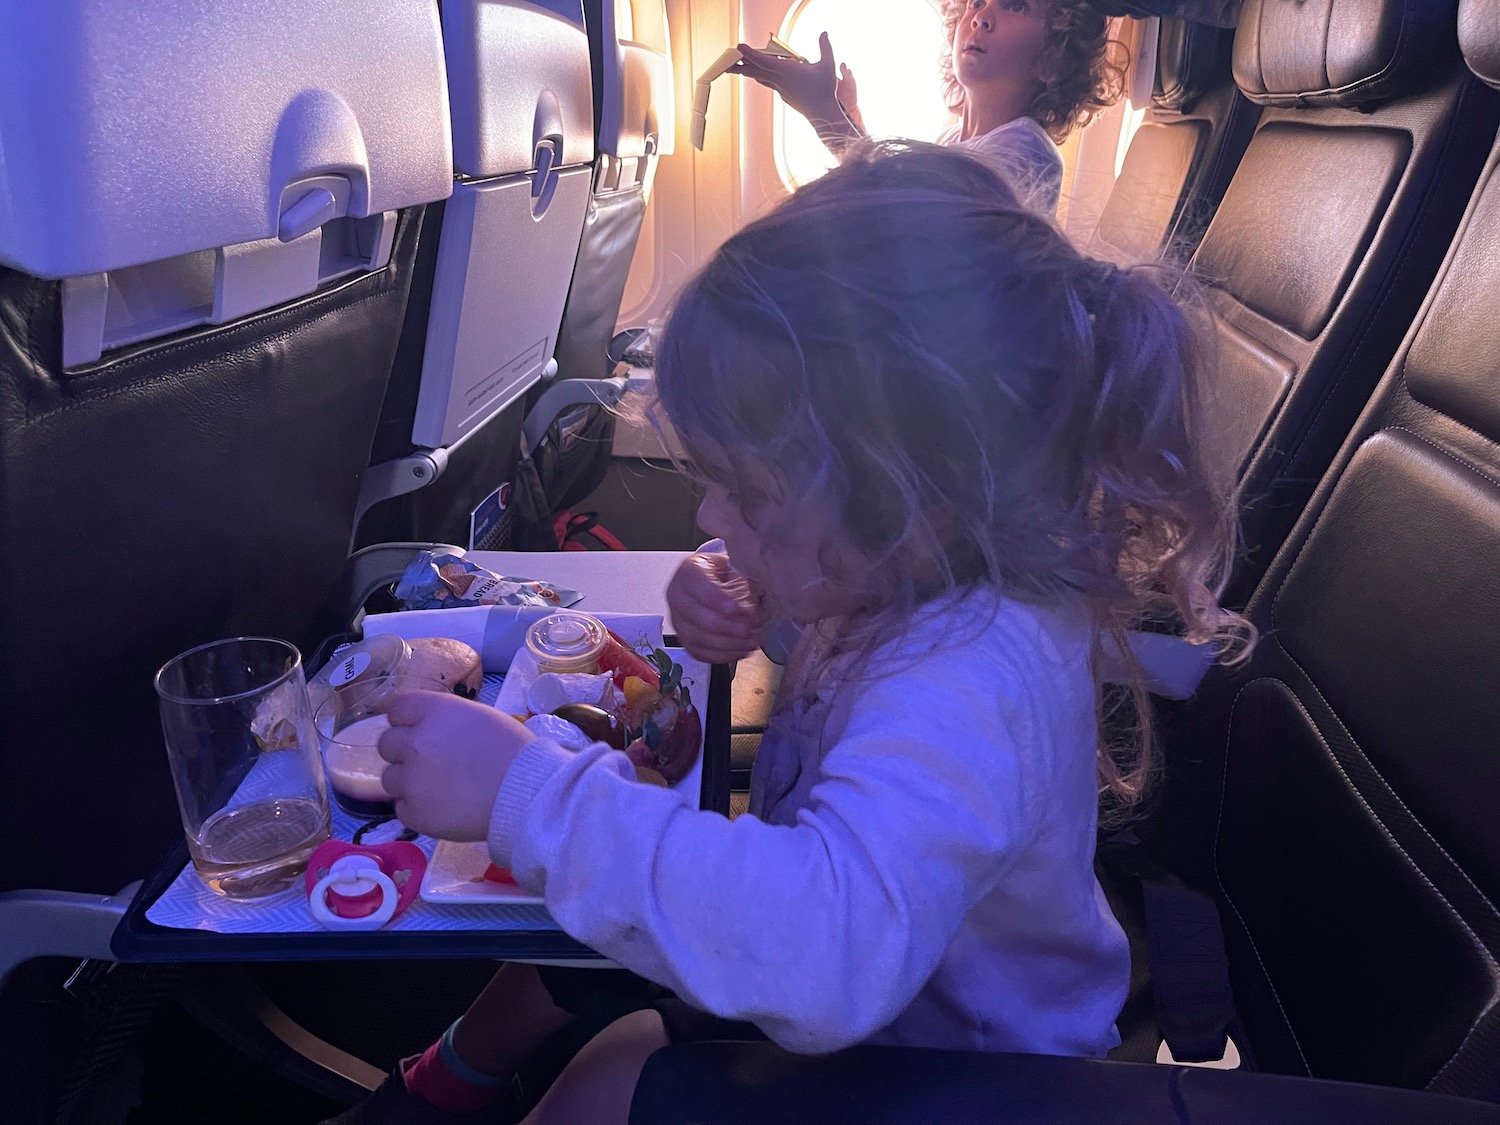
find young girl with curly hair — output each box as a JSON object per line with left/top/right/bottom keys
{"left": 735, "top": 0, "right": 1126, "bottom": 214}
{"left": 328, "top": 140, "right": 1249, "bottom": 1125}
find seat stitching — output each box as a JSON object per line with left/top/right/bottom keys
{"left": 1216, "top": 674, "right": 1500, "bottom": 1081}
{"left": 1278, "top": 646, "right": 1500, "bottom": 927}
{"left": 1271, "top": 423, "right": 1500, "bottom": 630}
{"left": 1429, "top": 995, "right": 1500, "bottom": 1087}
{"left": 1265, "top": 665, "right": 1500, "bottom": 1077}
{"left": 1384, "top": 424, "right": 1500, "bottom": 491}
{"left": 1213, "top": 678, "right": 1313, "bottom": 1074}
{"left": 1261, "top": 422, "right": 1500, "bottom": 921}
{"left": 1277, "top": 82, "right": 1478, "bottom": 476}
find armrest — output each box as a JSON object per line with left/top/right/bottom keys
{"left": 0, "top": 885, "right": 139, "bottom": 992}
{"left": 342, "top": 541, "right": 464, "bottom": 622}
{"left": 520, "top": 371, "right": 652, "bottom": 455}
{"left": 628, "top": 1043, "right": 1500, "bottom": 1125}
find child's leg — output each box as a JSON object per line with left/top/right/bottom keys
{"left": 448, "top": 962, "right": 574, "bottom": 1076}
{"left": 399, "top": 963, "right": 574, "bottom": 1113}
{"left": 519, "top": 1009, "right": 669, "bottom": 1125}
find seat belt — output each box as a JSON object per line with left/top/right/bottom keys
{"left": 1100, "top": 838, "right": 1238, "bottom": 1064}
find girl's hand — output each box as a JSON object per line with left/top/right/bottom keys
{"left": 734, "top": 32, "right": 849, "bottom": 133}
{"left": 377, "top": 691, "right": 536, "bottom": 842}
{"left": 667, "top": 552, "right": 766, "bottom": 665}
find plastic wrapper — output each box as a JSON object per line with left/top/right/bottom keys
{"left": 393, "top": 551, "right": 582, "bottom": 612}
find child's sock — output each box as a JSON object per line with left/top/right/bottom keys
{"left": 401, "top": 1019, "right": 510, "bottom": 1114}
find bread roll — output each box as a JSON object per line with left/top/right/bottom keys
{"left": 400, "top": 636, "right": 483, "bottom": 697}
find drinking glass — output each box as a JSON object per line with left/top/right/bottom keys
{"left": 155, "top": 637, "right": 331, "bottom": 898}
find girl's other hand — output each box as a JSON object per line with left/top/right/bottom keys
{"left": 377, "top": 691, "right": 536, "bottom": 842}
{"left": 734, "top": 32, "right": 842, "bottom": 127}
{"left": 667, "top": 552, "right": 766, "bottom": 665}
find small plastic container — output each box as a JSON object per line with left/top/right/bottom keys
{"left": 307, "top": 634, "right": 413, "bottom": 719}
{"left": 525, "top": 611, "right": 609, "bottom": 674}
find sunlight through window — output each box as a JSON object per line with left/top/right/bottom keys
{"left": 775, "top": 0, "right": 952, "bottom": 189}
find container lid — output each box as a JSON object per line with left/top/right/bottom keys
{"left": 526, "top": 611, "right": 608, "bottom": 664}
{"left": 315, "top": 634, "right": 413, "bottom": 697}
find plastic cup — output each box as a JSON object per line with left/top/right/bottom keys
{"left": 155, "top": 638, "right": 331, "bottom": 899}
{"left": 315, "top": 676, "right": 450, "bottom": 817}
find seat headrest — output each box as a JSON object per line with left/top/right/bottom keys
{"left": 1460, "top": 0, "right": 1500, "bottom": 89}
{"left": 1233, "top": 0, "right": 1460, "bottom": 109}
{"left": 1154, "top": 19, "right": 1235, "bottom": 112}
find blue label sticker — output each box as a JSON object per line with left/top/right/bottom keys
{"left": 469, "top": 482, "right": 511, "bottom": 550}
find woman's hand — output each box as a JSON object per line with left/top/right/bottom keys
{"left": 667, "top": 552, "right": 766, "bottom": 665}
{"left": 378, "top": 691, "right": 536, "bottom": 842}
{"left": 733, "top": 33, "right": 862, "bottom": 146}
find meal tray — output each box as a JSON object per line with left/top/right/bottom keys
{"left": 113, "top": 650, "right": 730, "bottom": 964}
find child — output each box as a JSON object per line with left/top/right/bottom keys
{"left": 336, "top": 141, "right": 1249, "bottom": 1125}
{"left": 733, "top": 0, "right": 1126, "bottom": 215}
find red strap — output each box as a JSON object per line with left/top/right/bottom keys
{"left": 552, "top": 510, "right": 628, "bottom": 552}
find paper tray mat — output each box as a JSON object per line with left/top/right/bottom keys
{"left": 145, "top": 641, "right": 711, "bottom": 936}
{"left": 143, "top": 674, "right": 559, "bottom": 935}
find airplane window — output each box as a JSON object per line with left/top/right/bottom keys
{"left": 775, "top": 0, "right": 952, "bottom": 189}
{"left": 616, "top": 0, "right": 634, "bottom": 42}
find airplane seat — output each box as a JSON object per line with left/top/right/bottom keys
{"left": 502, "top": 0, "right": 676, "bottom": 550}
{"left": 0, "top": 0, "right": 451, "bottom": 903}
{"left": 354, "top": 0, "right": 595, "bottom": 551}
{"left": 1189, "top": 0, "right": 1500, "bottom": 605}
{"left": 1091, "top": 17, "right": 1258, "bottom": 264}
{"left": 1142, "top": 0, "right": 1500, "bottom": 1097}
{"left": 556, "top": 0, "right": 672, "bottom": 385}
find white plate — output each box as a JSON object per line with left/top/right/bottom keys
{"left": 496, "top": 645, "right": 707, "bottom": 806}
{"left": 418, "top": 841, "right": 544, "bottom": 906}
{"left": 419, "top": 643, "right": 707, "bottom": 908}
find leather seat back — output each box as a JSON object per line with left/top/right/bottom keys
{"left": 1092, "top": 18, "right": 1258, "bottom": 264}
{"left": 1187, "top": 0, "right": 1500, "bottom": 604}
{"left": 0, "top": 0, "right": 451, "bottom": 893}
{"left": 1154, "top": 0, "right": 1500, "bottom": 1098}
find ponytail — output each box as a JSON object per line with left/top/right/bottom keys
{"left": 1070, "top": 258, "right": 1253, "bottom": 822}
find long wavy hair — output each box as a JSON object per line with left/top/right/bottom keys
{"left": 940, "top": 0, "right": 1128, "bottom": 143}
{"left": 652, "top": 141, "right": 1252, "bottom": 819}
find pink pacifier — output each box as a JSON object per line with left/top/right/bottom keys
{"left": 305, "top": 840, "right": 425, "bottom": 931}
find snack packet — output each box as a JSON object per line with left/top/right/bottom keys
{"left": 393, "top": 551, "right": 582, "bottom": 611}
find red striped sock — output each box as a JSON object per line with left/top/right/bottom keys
{"left": 400, "top": 1022, "right": 507, "bottom": 1114}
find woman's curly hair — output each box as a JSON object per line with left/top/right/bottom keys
{"left": 940, "top": 1, "right": 1128, "bottom": 143}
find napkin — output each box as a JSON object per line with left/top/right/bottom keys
{"left": 363, "top": 607, "right": 665, "bottom": 673}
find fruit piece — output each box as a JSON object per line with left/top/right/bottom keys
{"left": 622, "top": 675, "right": 656, "bottom": 710}
{"left": 482, "top": 864, "right": 518, "bottom": 885}
{"left": 624, "top": 737, "right": 658, "bottom": 772}
{"left": 551, "top": 703, "right": 626, "bottom": 749}
{"left": 598, "top": 631, "right": 660, "bottom": 689}
{"left": 654, "top": 704, "right": 702, "bottom": 785}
